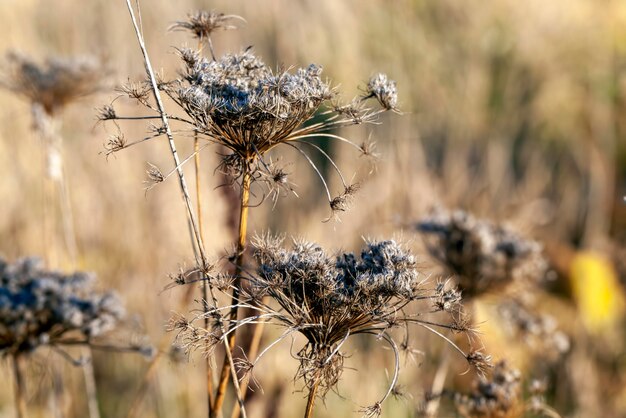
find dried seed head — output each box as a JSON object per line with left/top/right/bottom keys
{"left": 466, "top": 351, "right": 493, "bottom": 377}
{"left": 453, "top": 360, "right": 521, "bottom": 418}
{"left": 328, "top": 183, "right": 361, "bottom": 219}
{"left": 104, "top": 131, "right": 126, "bottom": 155}
{"left": 178, "top": 50, "right": 334, "bottom": 162}
{"left": 1, "top": 51, "right": 109, "bottom": 115}
{"left": 169, "top": 10, "right": 245, "bottom": 41}
{"left": 144, "top": 162, "right": 165, "bottom": 190}
{"left": 96, "top": 104, "right": 116, "bottom": 121}
{"left": 365, "top": 73, "right": 398, "bottom": 111}
{"left": 360, "top": 402, "right": 383, "bottom": 418}
{"left": 0, "top": 257, "right": 125, "bottom": 355}
{"left": 417, "top": 209, "right": 549, "bottom": 297}
{"left": 497, "top": 299, "right": 570, "bottom": 358}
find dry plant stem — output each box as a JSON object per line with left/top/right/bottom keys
{"left": 304, "top": 380, "right": 320, "bottom": 418}
{"left": 195, "top": 133, "right": 215, "bottom": 413}
{"left": 425, "top": 349, "right": 450, "bottom": 417}
{"left": 35, "top": 107, "right": 99, "bottom": 418}
{"left": 193, "top": 35, "right": 215, "bottom": 415}
{"left": 124, "top": 2, "right": 245, "bottom": 417}
{"left": 124, "top": 0, "right": 207, "bottom": 263}
{"left": 230, "top": 308, "right": 267, "bottom": 418}
{"left": 12, "top": 355, "right": 27, "bottom": 418}
{"left": 212, "top": 169, "right": 251, "bottom": 418}
{"left": 81, "top": 355, "right": 100, "bottom": 418}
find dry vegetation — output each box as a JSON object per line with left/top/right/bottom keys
{"left": 0, "top": 1, "right": 625, "bottom": 417}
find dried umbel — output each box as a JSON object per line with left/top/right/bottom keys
{"left": 104, "top": 43, "right": 397, "bottom": 214}
{"left": 169, "top": 10, "right": 245, "bottom": 41}
{"left": 171, "top": 237, "right": 487, "bottom": 415}
{"left": 0, "top": 51, "right": 108, "bottom": 115}
{"left": 0, "top": 257, "right": 125, "bottom": 355}
{"left": 452, "top": 360, "right": 522, "bottom": 418}
{"left": 417, "top": 209, "right": 548, "bottom": 296}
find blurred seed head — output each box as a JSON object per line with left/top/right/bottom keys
{"left": 497, "top": 299, "right": 570, "bottom": 359}
{"left": 0, "top": 51, "right": 109, "bottom": 115}
{"left": 417, "top": 209, "right": 548, "bottom": 297}
{"left": 0, "top": 257, "right": 125, "bottom": 355}
{"left": 453, "top": 360, "right": 522, "bottom": 418}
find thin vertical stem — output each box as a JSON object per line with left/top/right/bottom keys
{"left": 230, "top": 312, "right": 266, "bottom": 418}
{"left": 195, "top": 134, "right": 215, "bottom": 414}
{"left": 12, "top": 355, "right": 27, "bottom": 418}
{"left": 304, "top": 381, "right": 319, "bottom": 418}
{"left": 212, "top": 168, "right": 251, "bottom": 418}
{"left": 81, "top": 356, "right": 100, "bottom": 418}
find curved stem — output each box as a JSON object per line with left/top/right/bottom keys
{"left": 212, "top": 167, "right": 251, "bottom": 418}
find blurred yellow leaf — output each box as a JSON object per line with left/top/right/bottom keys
{"left": 570, "top": 251, "right": 625, "bottom": 333}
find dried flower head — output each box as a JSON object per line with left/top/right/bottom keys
{"left": 417, "top": 209, "right": 548, "bottom": 296}
{"left": 175, "top": 236, "right": 485, "bottom": 414}
{"left": 365, "top": 73, "right": 398, "bottom": 111}
{"left": 1, "top": 51, "right": 108, "bottom": 115}
{"left": 0, "top": 257, "right": 125, "bottom": 355}
{"left": 104, "top": 31, "right": 398, "bottom": 214}
{"left": 452, "top": 360, "right": 522, "bottom": 418}
{"left": 169, "top": 10, "right": 245, "bottom": 41}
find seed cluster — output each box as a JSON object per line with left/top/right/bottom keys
{"left": 244, "top": 237, "right": 471, "bottom": 398}
{"left": 453, "top": 360, "right": 521, "bottom": 418}
{"left": 417, "top": 209, "right": 548, "bottom": 296}
{"left": 177, "top": 49, "right": 332, "bottom": 161}
{"left": 1, "top": 51, "right": 107, "bottom": 115}
{"left": 0, "top": 257, "right": 125, "bottom": 355}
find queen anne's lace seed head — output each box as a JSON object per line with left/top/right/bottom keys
{"left": 240, "top": 237, "right": 476, "bottom": 399}
{"left": 0, "top": 257, "right": 125, "bottom": 355}
{"left": 1, "top": 51, "right": 108, "bottom": 115}
{"left": 417, "top": 209, "right": 548, "bottom": 296}
{"left": 169, "top": 10, "right": 245, "bottom": 41}
{"left": 177, "top": 49, "right": 334, "bottom": 161}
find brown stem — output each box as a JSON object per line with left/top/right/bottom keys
{"left": 304, "top": 381, "right": 319, "bottom": 418}
{"left": 230, "top": 307, "right": 267, "bottom": 418}
{"left": 212, "top": 168, "right": 251, "bottom": 418}
{"left": 12, "top": 355, "right": 27, "bottom": 418}
{"left": 195, "top": 134, "right": 216, "bottom": 415}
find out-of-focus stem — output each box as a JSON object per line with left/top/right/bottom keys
{"left": 212, "top": 168, "right": 251, "bottom": 418}
{"left": 12, "top": 355, "right": 27, "bottom": 418}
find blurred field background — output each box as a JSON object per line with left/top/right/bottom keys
{"left": 1, "top": 0, "right": 626, "bottom": 417}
